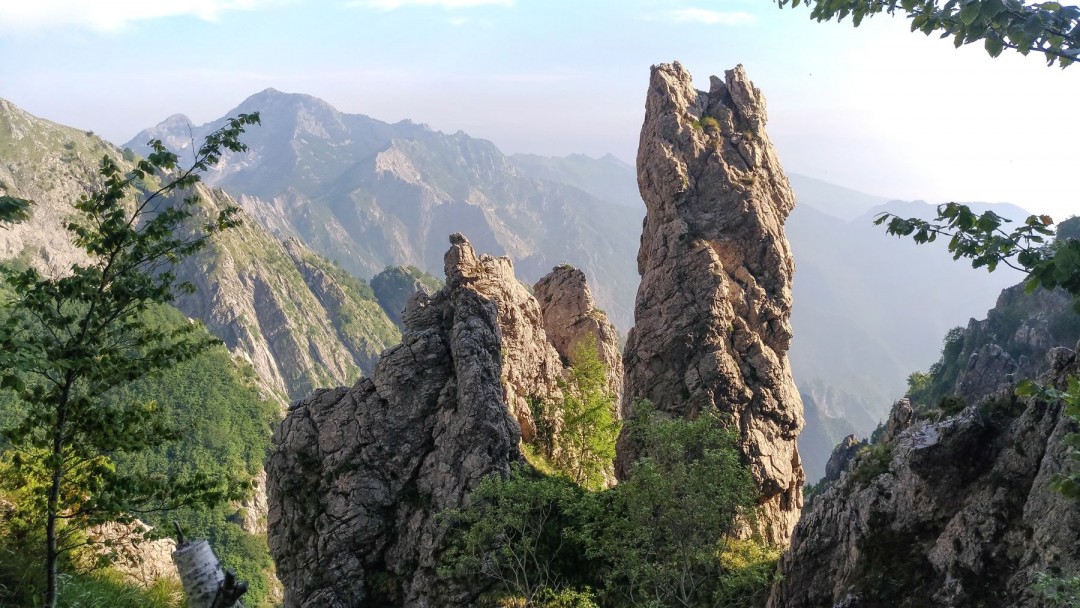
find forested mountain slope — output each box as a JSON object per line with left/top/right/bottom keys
{"left": 1, "top": 97, "right": 400, "bottom": 403}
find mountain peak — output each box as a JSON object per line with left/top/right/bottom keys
{"left": 159, "top": 113, "right": 193, "bottom": 127}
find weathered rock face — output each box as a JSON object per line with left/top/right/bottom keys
{"left": 87, "top": 520, "right": 178, "bottom": 587}
{"left": 266, "top": 244, "right": 520, "bottom": 606}
{"left": 266, "top": 235, "right": 618, "bottom": 607}
{"left": 770, "top": 345, "right": 1080, "bottom": 607}
{"left": 174, "top": 202, "right": 401, "bottom": 406}
{"left": 951, "top": 285, "right": 1077, "bottom": 405}
{"left": 534, "top": 264, "right": 624, "bottom": 401}
{"left": 442, "top": 234, "right": 566, "bottom": 441}
{"left": 823, "top": 435, "right": 865, "bottom": 486}
{"left": 621, "top": 62, "right": 804, "bottom": 544}
{"left": 0, "top": 99, "right": 102, "bottom": 276}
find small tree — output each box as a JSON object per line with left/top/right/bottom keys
{"left": 0, "top": 113, "right": 260, "bottom": 608}
{"left": 553, "top": 337, "right": 620, "bottom": 490}
{"left": 584, "top": 402, "right": 759, "bottom": 608}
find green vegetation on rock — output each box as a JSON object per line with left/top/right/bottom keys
{"left": 371, "top": 265, "right": 442, "bottom": 328}
{"left": 442, "top": 401, "right": 774, "bottom": 608}
{"left": 550, "top": 337, "right": 620, "bottom": 490}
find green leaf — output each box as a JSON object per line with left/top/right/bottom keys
{"left": 0, "top": 195, "right": 33, "bottom": 225}
{"left": 960, "top": 1, "right": 982, "bottom": 24}
{"left": 1024, "top": 12, "right": 1046, "bottom": 35}
{"left": 985, "top": 35, "right": 1005, "bottom": 56}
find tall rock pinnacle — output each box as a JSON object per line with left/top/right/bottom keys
{"left": 621, "top": 62, "right": 805, "bottom": 543}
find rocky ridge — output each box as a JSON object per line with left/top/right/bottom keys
{"left": 266, "top": 235, "right": 621, "bottom": 607}
{"left": 621, "top": 62, "right": 804, "bottom": 544}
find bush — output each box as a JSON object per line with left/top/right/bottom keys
{"left": 1034, "top": 570, "right": 1080, "bottom": 607}
{"left": 714, "top": 539, "right": 782, "bottom": 608}
{"left": 440, "top": 465, "right": 589, "bottom": 607}
{"left": 442, "top": 402, "right": 776, "bottom": 608}
{"left": 585, "top": 403, "right": 760, "bottom": 607}
{"left": 849, "top": 443, "right": 893, "bottom": 488}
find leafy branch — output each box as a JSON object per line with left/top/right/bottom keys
{"left": 777, "top": 0, "right": 1080, "bottom": 67}
{"left": 874, "top": 203, "right": 1080, "bottom": 310}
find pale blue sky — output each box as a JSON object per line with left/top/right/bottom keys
{"left": 1, "top": 0, "right": 1077, "bottom": 217}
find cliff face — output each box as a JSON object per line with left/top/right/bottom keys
{"left": 173, "top": 195, "right": 402, "bottom": 405}
{"left": 266, "top": 235, "right": 621, "bottom": 607}
{"left": 441, "top": 235, "right": 566, "bottom": 441}
{"left": 621, "top": 62, "right": 804, "bottom": 543}
{"left": 771, "top": 287, "right": 1080, "bottom": 607}
{"left": 266, "top": 261, "right": 520, "bottom": 606}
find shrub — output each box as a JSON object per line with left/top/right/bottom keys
{"left": 440, "top": 465, "right": 588, "bottom": 607}
{"left": 552, "top": 337, "right": 620, "bottom": 490}
{"left": 849, "top": 443, "right": 893, "bottom": 488}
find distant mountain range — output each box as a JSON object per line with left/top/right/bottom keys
{"left": 124, "top": 89, "right": 641, "bottom": 330}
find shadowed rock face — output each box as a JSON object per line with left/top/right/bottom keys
{"left": 621, "top": 62, "right": 804, "bottom": 544}
{"left": 266, "top": 238, "right": 522, "bottom": 607}
{"left": 770, "top": 284, "right": 1080, "bottom": 608}
{"left": 769, "top": 345, "right": 1080, "bottom": 608}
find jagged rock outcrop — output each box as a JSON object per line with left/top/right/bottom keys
{"left": 772, "top": 274, "right": 1080, "bottom": 607}
{"left": 823, "top": 435, "right": 865, "bottom": 485}
{"left": 621, "top": 62, "right": 804, "bottom": 544}
{"left": 266, "top": 235, "right": 618, "bottom": 607}
{"left": 771, "top": 346, "right": 1080, "bottom": 607}
{"left": 88, "top": 520, "right": 178, "bottom": 587}
{"left": 266, "top": 242, "right": 520, "bottom": 606}
{"left": 949, "top": 285, "right": 1078, "bottom": 404}
{"left": 441, "top": 234, "right": 566, "bottom": 441}
{"left": 534, "top": 264, "right": 624, "bottom": 401}
{"left": 955, "top": 343, "right": 1019, "bottom": 405}
{"left": 879, "top": 398, "right": 915, "bottom": 445}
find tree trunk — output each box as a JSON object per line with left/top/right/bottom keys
{"left": 43, "top": 399, "right": 67, "bottom": 608}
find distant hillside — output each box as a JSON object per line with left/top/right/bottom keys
{"left": 0, "top": 96, "right": 399, "bottom": 404}
{"left": 124, "top": 90, "right": 640, "bottom": 330}
{"left": 786, "top": 172, "right": 890, "bottom": 221}
{"left": 509, "top": 152, "right": 643, "bottom": 208}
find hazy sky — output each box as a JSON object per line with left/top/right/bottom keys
{"left": 1, "top": 0, "right": 1076, "bottom": 218}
